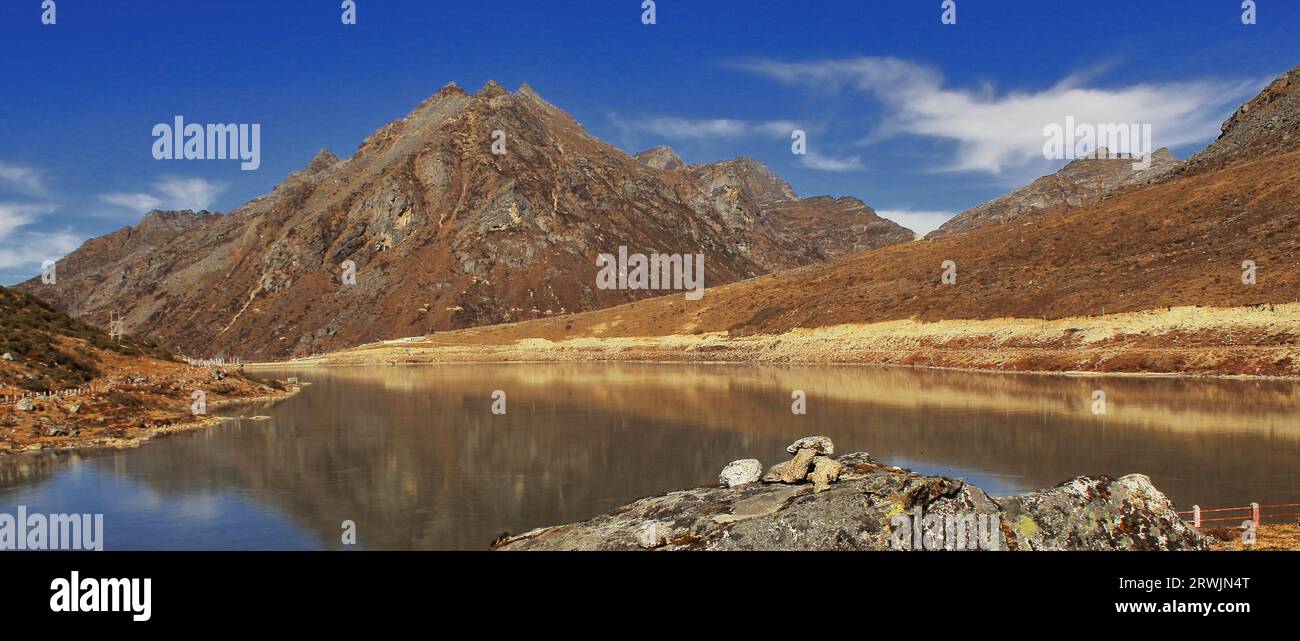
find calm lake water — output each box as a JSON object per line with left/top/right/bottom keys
{"left": 2, "top": 364, "right": 1298, "bottom": 550}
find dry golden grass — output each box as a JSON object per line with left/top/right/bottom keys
{"left": 1209, "top": 524, "right": 1300, "bottom": 551}
{"left": 278, "top": 303, "right": 1300, "bottom": 379}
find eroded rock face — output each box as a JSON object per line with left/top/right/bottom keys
{"left": 494, "top": 453, "right": 1206, "bottom": 551}
{"left": 929, "top": 148, "right": 1181, "bottom": 239}
{"left": 1187, "top": 65, "right": 1300, "bottom": 171}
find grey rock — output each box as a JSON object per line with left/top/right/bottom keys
{"left": 44, "top": 425, "right": 71, "bottom": 437}
{"left": 998, "top": 474, "right": 1206, "bottom": 551}
{"left": 718, "top": 459, "right": 763, "bottom": 488}
{"left": 786, "top": 436, "right": 834, "bottom": 455}
{"left": 16, "top": 399, "right": 34, "bottom": 411}
{"left": 1, "top": 352, "right": 13, "bottom": 361}
{"left": 636, "top": 521, "right": 672, "bottom": 549}
{"left": 496, "top": 453, "right": 1205, "bottom": 551}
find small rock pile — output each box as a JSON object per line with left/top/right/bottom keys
{"left": 718, "top": 436, "right": 844, "bottom": 493}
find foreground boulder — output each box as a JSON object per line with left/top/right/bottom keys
{"left": 718, "top": 459, "right": 762, "bottom": 488}
{"left": 494, "top": 453, "right": 1206, "bottom": 551}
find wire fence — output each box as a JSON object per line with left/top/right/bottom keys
{"left": 1178, "top": 502, "right": 1300, "bottom": 528}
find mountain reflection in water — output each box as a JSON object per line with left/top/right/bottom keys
{"left": 2, "top": 364, "right": 1297, "bottom": 550}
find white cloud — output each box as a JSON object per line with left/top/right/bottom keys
{"left": 98, "top": 176, "right": 226, "bottom": 215}
{"left": 800, "top": 151, "right": 865, "bottom": 172}
{"left": 613, "top": 115, "right": 800, "bottom": 141}
{"left": 731, "top": 57, "right": 1257, "bottom": 177}
{"left": 0, "top": 202, "right": 81, "bottom": 273}
{"left": 154, "top": 176, "right": 226, "bottom": 211}
{"left": 0, "top": 229, "right": 82, "bottom": 271}
{"left": 0, "top": 202, "right": 53, "bottom": 237}
{"left": 876, "top": 209, "right": 954, "bottom": 236}
{"left": 99, "top": 192, "right": 164, "bottom": 213}
{"left": 0, "top": 161, "right": 50, "bottom": 197}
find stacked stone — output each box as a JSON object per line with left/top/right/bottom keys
{"left": 717, "top": 436, "right": 844, "bottom": 493}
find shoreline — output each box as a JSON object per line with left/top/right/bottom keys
{"left": 245, "top": 304, "right": 1299, "bottom": 380}
{"left": 0, "top": 381, "right": 303, "bottom": 458}
{"left": 247, "top": 356, "right": 1300, "bottom": 382}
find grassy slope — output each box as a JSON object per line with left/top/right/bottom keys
{"left": 0, "top": 285, "right": 171, "bottom": 392}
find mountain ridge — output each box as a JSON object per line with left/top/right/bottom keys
{"left": 19, "top": 82, "right": 912, "bottom": 359}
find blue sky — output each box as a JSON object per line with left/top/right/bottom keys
{"left": 2, "top": 0, "right": 1297, "bottom": 283}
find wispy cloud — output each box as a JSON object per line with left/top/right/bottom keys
{"left": 0, "top": 230, "right": 82, "bottom": 271}
{"left": 875, "top": 209, "right": 954, "bottom": 236}
{"left": 0, "top": 202, "right": 81, "bottom": 274}
{"left": 0, "top": 161, "right": 50, "bottom": 197}
{"left": 99, "top": 176, "right": 226, "bottom": 215}
{"left": 730, "top": 57, "right": 1257, "bottom": 176}
{"left": 99, "top": 192, "right": 163, "bottom": 213}
{"left": 612, "top": 115, "right": 800, "bottom": 141}
{"left": 799, "top": 151, "right": 865, "bottom": 172}
{"left": 0, "top": 202, "right": 53, "bottom": 237}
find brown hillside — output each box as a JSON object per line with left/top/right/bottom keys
{"left": 424, "top": 146, "right": 1299, "bottom": 345}
{"left": 18, "top": 83, "right": 910, "bottom": 360}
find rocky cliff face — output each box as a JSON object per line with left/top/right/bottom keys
{"left": 20, "top": 83, "right": 911, "bottom": 359}
{"left": 1186, "top": 65, "right": 1300, "bottom": 171}
{"left": 651, "top": 154, "right": 914, "bottom": 269}
{"left": 929, "top": 148, "right": 1181, "bottom": 238}
{"left": 495, "top": 451, "right": 1206, "bottom": 551}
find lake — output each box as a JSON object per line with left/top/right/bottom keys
{"left": 2, "top": 364, "right": 1297, "bottom": 550}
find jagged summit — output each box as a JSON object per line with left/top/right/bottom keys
{"left": 930, "top": 146, "right": 1182, "bottom": 238}
{"left": 20, "top": 81, "right": 910, "bottom": 359}
{"left": 475, "top": 80, "right": 509, "bottom": 99}
{"left": 1187, "top": 65, "right": 1300, "bottom": 170}
{"left": 635, "top": 146, "right": 685, "bottom": 170}
{"left": 306, "top": 149, "right": 341, "bottom": 173}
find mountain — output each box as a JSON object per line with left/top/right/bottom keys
{"left": 929, "top": 148, "right": 1181, "bottom": 238}
{"left": 932, "top": 68, "right": 1300, "bottom": 240}
{"left": 656, "top": 155, "right": 914, "bottom": 269}
{"left": 1185, "top": 66, "right": 1300, "bottom": 171}
{"left": 386, "top": 66, "right": 1300, "bottom": 365}
{"left": 20, "top": 82, "right": 911, "bottom": 359}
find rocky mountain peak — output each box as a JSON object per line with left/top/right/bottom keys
{"left": 1187, "top": 65, "right": 1300, "bottom": 170}
{"left": 690, "top": 157, "right": 799, "bottom": 205}
{"left": 515, "top": 82, "right": 539, "bottom": 98}
{"left": 930, "top": 146, "right": 1182, "bottom": 239}
{"left": 634, "top": 146, "right": 686, "bottom": 170}
{"left": 476, "top": 80, "right": 509, "bottom": 99}
{"left": 18, "top": 83, "right": 912, "bottom": 359}
{"left": 305, "top": 149, "right": 341, "bottom": 173}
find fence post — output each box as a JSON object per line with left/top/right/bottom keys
{"left": 1251, "top": 502, "right": 1260, "bottom": 527}
{"left": 1191, "top": 505, "right": 1201, "bottom": 528}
